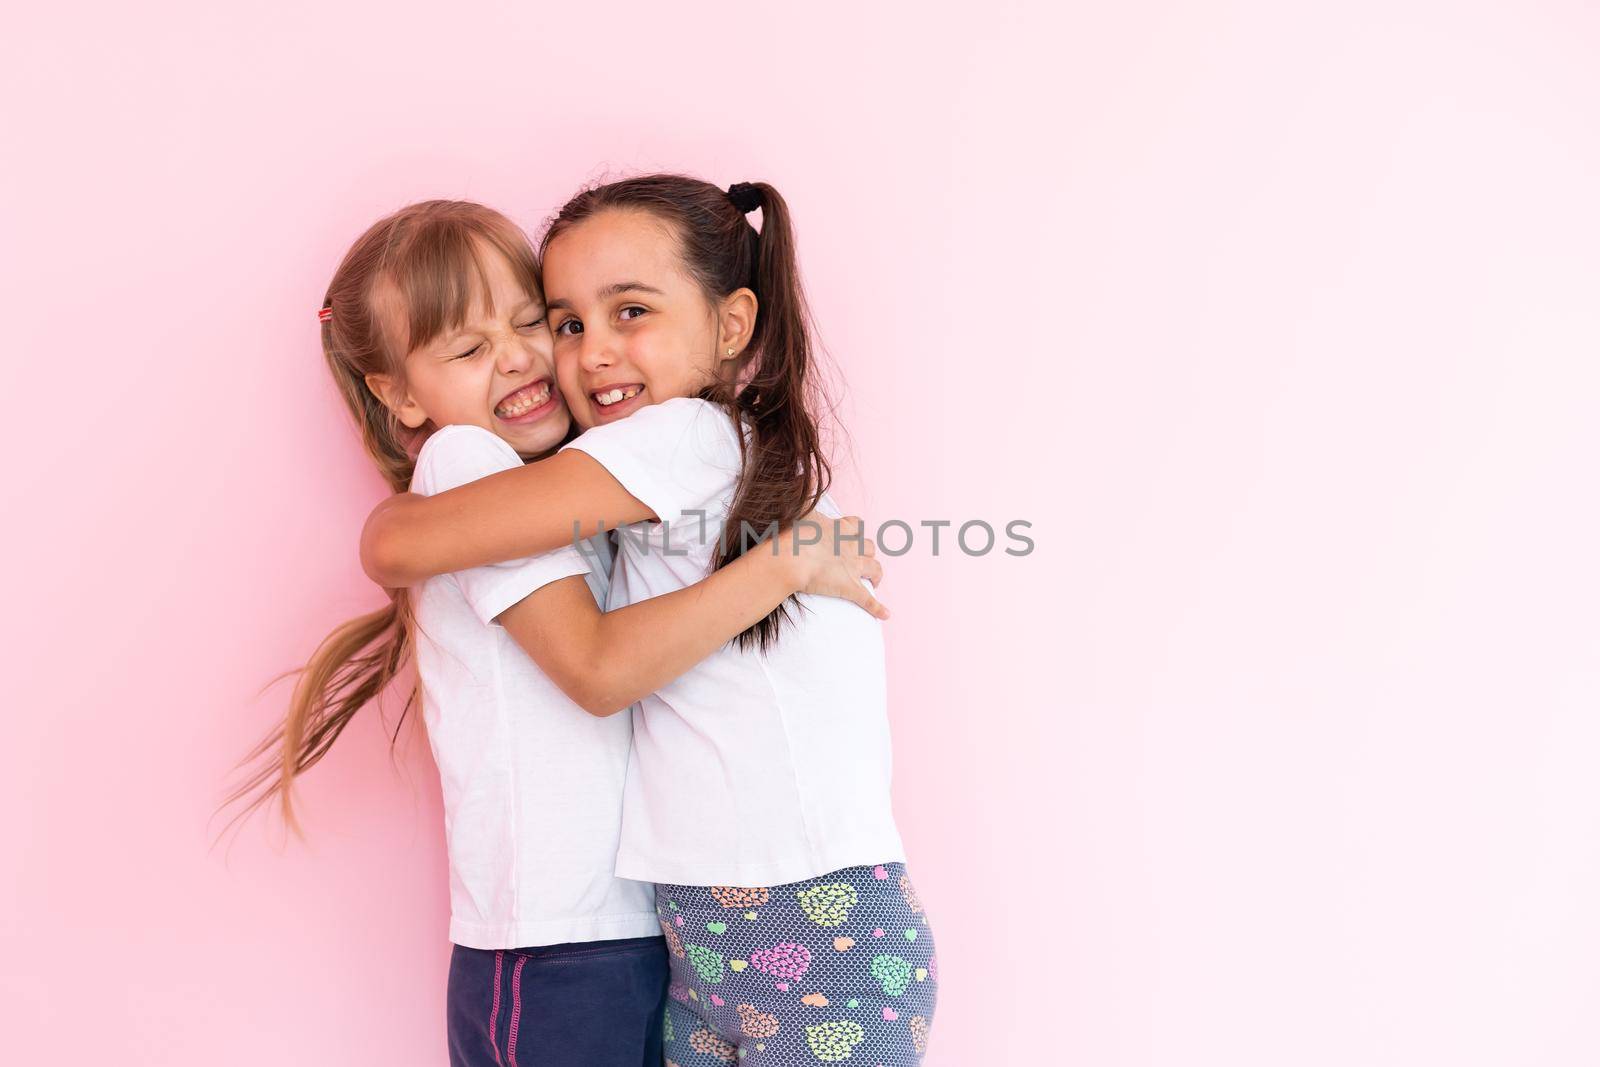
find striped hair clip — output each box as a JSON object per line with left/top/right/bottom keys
{"left": 318, "top": 305, "right": 333, "bottom": 324}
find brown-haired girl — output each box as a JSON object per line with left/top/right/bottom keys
{"left": 360, "top": 177, "right": 938, "bottom": 1065}
{"left": 232, "top": 199, "right": 887, "bottom": 1067}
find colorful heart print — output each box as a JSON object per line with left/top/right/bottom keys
{"left": 686, "top": 944, "right": 725, "bottom": 984}
{"left": 709, "top": 885, "right": 771, "bottom": 908}
{"left": 805, "top": 1020, "right": 866, "bottom": 1062}
{"left": 795, "top": 883, "right": 859, "bottom": 927}
{"left": 870, "top": 954, "right": 913, "bottom": 996}
{"left": 898, "top": 873, "right": 923, "bottom": 914}
{"left": 689, "top": 1027, "right": 737, "bottom": 1063}
{"left": 749, "top": 941, "right": 812, "bottom": 980}
{"left": 737, "top": 1002, "right": 781, "bottom": 1039}
{"left": 909, "top": 1015, "right": 930, "bottom": 1055}
{"left": 660, "top": 920, "right": 685, "bottom": 958}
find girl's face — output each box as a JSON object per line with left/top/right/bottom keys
{"left": 543, "top": 209, "right": 753, "bottom": 430}
{"left": 366, "top": 242, "right": 571, "bottom": 458}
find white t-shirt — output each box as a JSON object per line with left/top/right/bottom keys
{"left": 410, "top": 424, "right": 659, "bottom": 949}
{"left": 562, "top": 397, "right": 906, "bottom": 887}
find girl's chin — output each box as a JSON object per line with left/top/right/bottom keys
{"left": 507, "top": 420, "right": 568, "bottom": 446}
{"left": 486, "top": 409, "right": 570, "bottom": 454}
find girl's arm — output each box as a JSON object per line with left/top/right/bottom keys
{"left": 496, "top": 515, "right": 886, "bottom": 717}
{"left": 362, "top": 450, "right": 646, "bottom": 588}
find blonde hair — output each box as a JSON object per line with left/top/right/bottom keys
{"left": 223, "top": 200, "right": 541, "bottom": 836}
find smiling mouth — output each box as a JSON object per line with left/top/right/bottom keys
{"left": 495, "top": 380, "right": 552, "bottom": 419}
{"left": 592, "top": 385, "right": 643, "bottom": 408}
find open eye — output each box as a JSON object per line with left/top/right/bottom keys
{"left": 619, "top": 305, "right": 647, "bottom": 322}
{"left": 553, "top": 318, "right": 584, "bottom": 338}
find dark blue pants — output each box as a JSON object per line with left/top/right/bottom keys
{"left": 446, "top": 935, "right": 668, "bottom": 1067}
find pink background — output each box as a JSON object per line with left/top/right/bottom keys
{"left": 4, "top": 2, "right": 1599, "bottom": 1063}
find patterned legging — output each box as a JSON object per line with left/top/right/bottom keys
{"left": 657, "top": 862, "right": 937, "bottom": 1065}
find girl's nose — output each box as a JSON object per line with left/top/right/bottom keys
{"left": 498, "top": 337, "right": 536, "bottom": 376}
{"left": 578, "top": 329, "right": 615, "bottom": 372}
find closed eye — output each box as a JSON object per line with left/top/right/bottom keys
{"left": 452, "top": 343, "right": 483, "bottom": 361}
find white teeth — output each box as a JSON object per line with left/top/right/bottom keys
{"left": 595, "top": 386, "right": 641, "bottom": 407}
{"left": 496, "top": 383, "right": 549, "bottom": 418}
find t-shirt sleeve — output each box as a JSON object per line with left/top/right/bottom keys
{"left": 411, "top": 425, "right": 597, "bottom": 626}
{"left": 558, "top": 397, "right": 742, "bottom": 526}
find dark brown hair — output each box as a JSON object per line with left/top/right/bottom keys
{"left": 224, "top": 200, "right": 542, "bottom": 835}
{"left": 540, "top": 175, "right": 829, "bottom": 650}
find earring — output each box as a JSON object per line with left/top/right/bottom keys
{"left": 726, "top": 347, "right": 736, "bottom": 357}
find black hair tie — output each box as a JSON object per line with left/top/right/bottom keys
{"left": 727, "top": 182, "right": 763, "bottom": 214}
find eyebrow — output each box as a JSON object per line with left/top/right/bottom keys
{"left": 546, "top": 281, "right": 665, "bottom": 312}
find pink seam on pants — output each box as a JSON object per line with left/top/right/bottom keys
{"left": 507, "top": 954, "right": 528, "bottom": 1066}
{"left": 489, "top": 951, "right": 505, "bottom": 1067}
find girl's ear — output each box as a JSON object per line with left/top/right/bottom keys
{"left": 364, "top": 373, "right": 430, "bottom": 430}
{"left": 717, "top": 288, "right": 759, "bottom": 364}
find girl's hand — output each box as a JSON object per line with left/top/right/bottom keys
{"left": 775, "top": 512, "right": 889, "bottom": 621}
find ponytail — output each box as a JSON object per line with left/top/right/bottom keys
{"left": 222, "top": 595, "right": 415, "bottom": 837}
{"left": 716, "top": 182, "right": 831, "bottom": 648}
